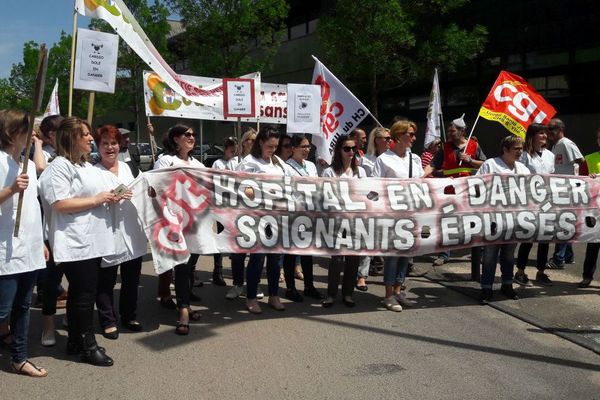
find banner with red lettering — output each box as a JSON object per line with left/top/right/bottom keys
{"left": 479, "top": 71, "right": 557, "bottom": 138}
{"left": 312, "top": 56, "right": 370, "bottom": 164}
{"left": 129, "top": 168, "right": 600, "bottom": 274}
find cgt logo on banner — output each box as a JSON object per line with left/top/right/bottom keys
{"left": 479, "top": 70, "right": 557, "bottom": 138}
{"left": 312, "top": 57, "right": 370, "bottom": 164}
{"left": 129, "top": 168, "right": 600, "bottom": 274}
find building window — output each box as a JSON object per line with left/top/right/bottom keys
{"left": 408, "top": 95, "right": 430, "bottom": 110}
{"left": 575, "top": 46, "right": 600, "bottom": 63}
{"left": 528, "top": 75, "right": 569, "bottom": 98}
{"left": 446, "top": 86, "right": 478, "bottom": 106}
{"left": 525, "top": 50, "right": 569, "bottom": 69}
{"left": 290, "top": 23, "right": 307, "bottom": 40}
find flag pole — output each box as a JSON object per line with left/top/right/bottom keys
{"left": 147, "top": 116, "right": 157, "bottom": 163}
{"left": 86, "top": 91, "right": 95, "bottom": 125}
{"left": 68, "top": 3, "right": 78, "bottom": 116}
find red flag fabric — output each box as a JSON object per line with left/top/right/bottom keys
{"left": 479, "top": 71, "right": 557, "bottom": 138}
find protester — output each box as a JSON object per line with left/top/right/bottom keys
{"left": 39, "top": 115, "right": 63, "bottom": 163}
{"left": 373, "top": 120, "right": 424, "bottom": 312}
{"left": 0, "top": 109, "right": 48, "bottom": 377}
{"left": 275, "top": 133, "right": 293, "bottom": 162}
{"left": 420, "top": 138, "right": 442, "bottom": 170}
{"left": 236, "top": 126, "right": 288, "bottom": 313}
{"left": 153, "top": 124, "right": 205, "bottom": 335}
{"left": 477, "top": 135, "right": 530, "bottom": 304}
{"left": 93, "top": 125, "right": 147, "bottom": 339}
{"left": 423, "top": 114, "right": 486, "bottom": 266}
{"left": 515, "top": 124, "right": 554, "bottom": 287}
{"left": 546, "top": 118, "right": 584, "bottom": 269}
{"left": 235, "top": 128, "right": 257, "bottom": 164}
{"left": 39, "top": 116, "right": 116, "bottom": 366}
{"left": 283, "top": 134, "right": 324, "bottom": 302}
{"left": 349, "top": 128, "right": 367, "bottom": 158}
{"left": 321, "top": 135, "right": 366, "bottom": 308}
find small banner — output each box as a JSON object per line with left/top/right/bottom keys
{"left": 286, "top": 83, "right": 321, "bottom": 134}
{"left": 74, "top": 28, "right": 119, "bottom": 93}
{"left": 43, "top": 78, "right": 60, "bottom": 117}
{"left": 479, "top": 70, "right": 557, "bottom": 138}
{"left": 424, "top": 68, "right": 442, "bottom": 147}
{"left": 129, "top": 168, "right": 600, "bottom": 274}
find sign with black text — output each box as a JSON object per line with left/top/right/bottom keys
{"left": 74, "top": 28, "right": 119, "bottom": 93}
{"left": 223, "top": 78, "right": 256, "bottom": 118}
{"left": 286, "top": 83, "right": 321, "bottom": 134}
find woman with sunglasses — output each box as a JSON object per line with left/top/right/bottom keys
{"left": 234, "top": 128, "right": 257, "bottom": 165}
{"left": 373, "top": 120, "right": 424, "bottom": 312}
{"left": 236, "top": 126, "right": 288, "bottom": 313}
{"left": 154, "top": 124, "right": 205, "bottom": 335}
{"left": 321, "top": 135, "right": 366, "bottom": 308}
{"left": 283, "top": 134, "right": 324, "bottom": 302}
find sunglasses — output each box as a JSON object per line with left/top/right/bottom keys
{"left": 378, "top": 137, "right": 393, "bottom": 142}
{"left": 282, "top": 144, "right": 292, "bottom": 148}
{"left": 342, "top": 146, "right": 357, "bottom": 153}
{"left": 404, "top": 132, "right": 416, "bottom": 137}
{"left": 297, "top": 145, "right": 311, "bottom": 149}
{"left": 183, "top": 132, "right": 195, "bottom": 137}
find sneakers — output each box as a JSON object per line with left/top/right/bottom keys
{"left": 383, "top": 296, "right": 403, "bottom": 312}
{"left": 480, "top": 288, "right": 493, "bottom": 304}
{"left": 500, "top": 284, "right": 519, "bottom": 300}
{"left": 432, "top": 256, "right": 447, "bottom": 267}
{"left": 514, "top": 271, "right": 530, "bottom": 286}
{"left": 225, "top": 285, "right": 244, "bottom": 300}
{"left": 545, "top": 258, "right": 564, "bottom": 270}
{"left": 246, "top": 299, "right": 262, "bottom": 314}
{"left": 268, "top": 296, "right": 285, "bottom": 311}
{"left": 256, "top": 288, "right": 264, "bottom": 300}
{"left": 578, "top": 278, "right": 592, "bottom": 288}
{"left": 285, "top": 288, "right": 304, "bottom": 303}
{"left": 304, "top": 286, "right": 325, "bottom": 300}
{"left": 535, "top": 271, "right": 553, "bottom": 287}
{"left": 565, "top": 257, "right": 575, "bottom": 264}
{"left": 41, "top": 329, "right": 56, "bottom": 347}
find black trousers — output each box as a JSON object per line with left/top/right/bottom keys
{"left": 283, "top": 254, "right": 315, "bottom": 290}
{"left": 583, "top": 242, "right": 600, "bottom": 280}
{"left": 516, "top": 242, "right": 549, "bottom": 271}
{"left": 41, "top": 243, "right": 65, "bottom": 316}
{"left": 174, "top": 253, "right": 199, "bottom": 309}
{"left": 96, "top": 257, "right": 143, "bottom": 329}
{"left": 62, "top": 258, "right": 101, "bottom": 345}
{"left": 327, "top": 256, "right": 359, "bottom": 298}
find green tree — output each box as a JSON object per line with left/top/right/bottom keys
{"left": 317, "top": 0, "right": 488, "bottom": 117}
{"left": 167, "top": 0, "right": 289, "bottom": 77}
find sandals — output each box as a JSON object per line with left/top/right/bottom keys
{"left": 12, "top": 360, "right": 48, "bottom": 378}
{"left": 175, "top": 322, "right": 189, "bottom": 336}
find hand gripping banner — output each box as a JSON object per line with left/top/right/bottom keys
{"left": 129, "top": 169, "right": 600, "bottom": 274}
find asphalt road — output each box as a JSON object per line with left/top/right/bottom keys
{"left": 1, "top": 253, "right": 600, "bottom": 400}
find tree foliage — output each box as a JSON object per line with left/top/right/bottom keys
{"left": 167, "top": 0, "right": 289, "bottom": 77}
{"left": 317, "top": 0, "right": 488, "bottom": 115}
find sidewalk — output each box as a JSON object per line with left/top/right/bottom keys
{"left": 414, "top": 244, "right": 600, "bottom": 354}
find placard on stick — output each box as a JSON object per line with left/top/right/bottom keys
{"left": 223, "top": 78, "right": 256, "bottom": 118}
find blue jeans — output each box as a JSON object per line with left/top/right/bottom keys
{"left": 246, "top": 254, "right": 281, "bottom": 299}
{"left": 553, "top": 243, "right": 574, "bottom": 264}
{"left": 383, "top": 256, "right": 410, "bottom": 286}
{"left": 481, "top": 244, "right": 516, "bottom": 288}
{"left": 0, "top": 270, "right": 38, "bottom": 363}
{"left": 357, "top": 256, "right": 370, "bottom": 279}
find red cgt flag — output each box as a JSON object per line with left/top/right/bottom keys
{"left": 479, "top": 70, "right": 557, "bottom": 138}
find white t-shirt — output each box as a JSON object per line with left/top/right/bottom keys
{"left": 236, "top": 154, "right": 288, "bottom": 175}
{"left": 95, "top": 161, "right": 147, "bottom": 267}
{"left": 360, "top": 154, "right": 377, "bottom": 177}
{"left": 42, "top": 144, "right": 56, "bottom": 163}
{"left": 0, "top": 151, "right": 45, "bottom": 275}
{"left": 552, "top": 137, "right": 583, "bottom": 175}
{"left": 477, "top": 157, "right": 531, "bottom": 175}
{"left": 372, "top": 149, "right": 424, "bottom": 179}
{"left": 153, "top": 154, "right": 205, "bottom": 169}
{"left": 321, "top": 166, "right": 367, "bottom": 178}
{"left": 212, "top": 158, "right": 230, "bottom": 171}
{"left": 286, "top": 158, "right": 318, "bottom": 177}
{"left": 519, "top": 150, "right": 555, "bottom": 174}
{"left": 39, "top": 156, "right": 116, "bottom": 263}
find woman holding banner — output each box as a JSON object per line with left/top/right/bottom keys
{"left": 39, "top": 117, "right": 117, "bottom": 366}
{"left": 321, "top": 134, "right": 367, "bottom": 308}
{"left": 153, "top": 124, "right": 205, "bottom": 335}
{"left": 373, "top": 120, "right": 424, "bottom": 312}
{"left": 236, "top": 126, "right": 288, "bottom": 313}
{"left": 0, "top": 109, "right": 48, "bottom": 377}
{"left": 93, "top": 126, "right": 147, "bottom": 338}
{"left": 283, "top": 134, "right": 324, "bottom": 302}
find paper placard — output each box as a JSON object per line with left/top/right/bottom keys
{"left": 286, "top": 84, "right": 321, "bottom": 134}
{"left": 223, "top": 78, "right": 256, "bottom": 118}
{"left": 74, "top": 28, "right": 119, "bottom": 93}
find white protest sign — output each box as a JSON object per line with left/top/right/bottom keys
{"left": 286, "top": 84, "right": 321, "bottom": 134}
{"left": 223, "top": 78, "right": 256, "bottom": 118}
{"left": 74, "top": 28, "right": 119, "bottom": 93}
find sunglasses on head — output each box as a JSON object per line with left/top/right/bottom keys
{"left": 342, "top": 146, "right": 357, "bottom": 153}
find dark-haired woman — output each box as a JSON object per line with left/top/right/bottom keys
{"left": 283, "top": 134, "right": 323, "bottom": 302}
{"left": 236, "top": 126, "right": 288, "bottom": 313}
{"left": 39, "top": 117, "right": 117, "bottom": 366}
{"left": 153, "top": 124, "right": 205, "bottom": 335}
{"left": 94, "top": 126, "right": 147, "bottom": 339}
{"left": 0, "top": 109, "right": 48, "bottom": 377}
{"left": 515, "top": 123, "right": 554, "bottom": 286}
{"left": 321, "top": 135, "right": 366, "bottom": 308}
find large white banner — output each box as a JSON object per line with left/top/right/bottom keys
{"left": 286, "top": 84, "right": 321, "bottom": 134}
{"left": 144, "top": 71, "right": 287, "bottom": 123}
{"left": 76, "top": 0, "right": 223, "bottom": 107}
{"left": 129, "top": 168, "right": 600, "bottom": 274}
{"left": 312, "top": 56, "right": 370, "bottom": 163}
{"left": 73, "top": 28, "right": 119, "bottom": 93}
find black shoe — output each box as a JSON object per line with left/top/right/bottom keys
{"left": 81, "top": 346, "right": 114, "bottom": 367}
{"left": 355, "top": 285, "right": 368, "bottom": 292}
{"left": 121, "top": 320, "right": 143, "bottom": 332}
{"left": 212, "top": 272, "right": 227, "bottom": 287}
{"left": 342, "top": 296, "right": 356, "bottom": 308}
{"left": 480, "top": 288, "right": 493, "bottom": 305}
{"left": 321, "top": 297, "right": 335, "bottom": 308}
{"left": 501, "top": 284, "right": 519, "bottom": 300}
{"left": 102, "top": 328, "right": 119, "bottom": 340}
{"left": 514, "top": 271, "right": 530, "bottom": 286}
{"left": 285, "top": 288, "right": 304, "bottom": 303}
{"left": 535, "top": 271, "right": 553, "bottom": 287}
{"left": 578, "top": 278, "right": 592, "bottom": 288}
{"left": 304, "top": 286, "right": 325, "bottom": 300}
